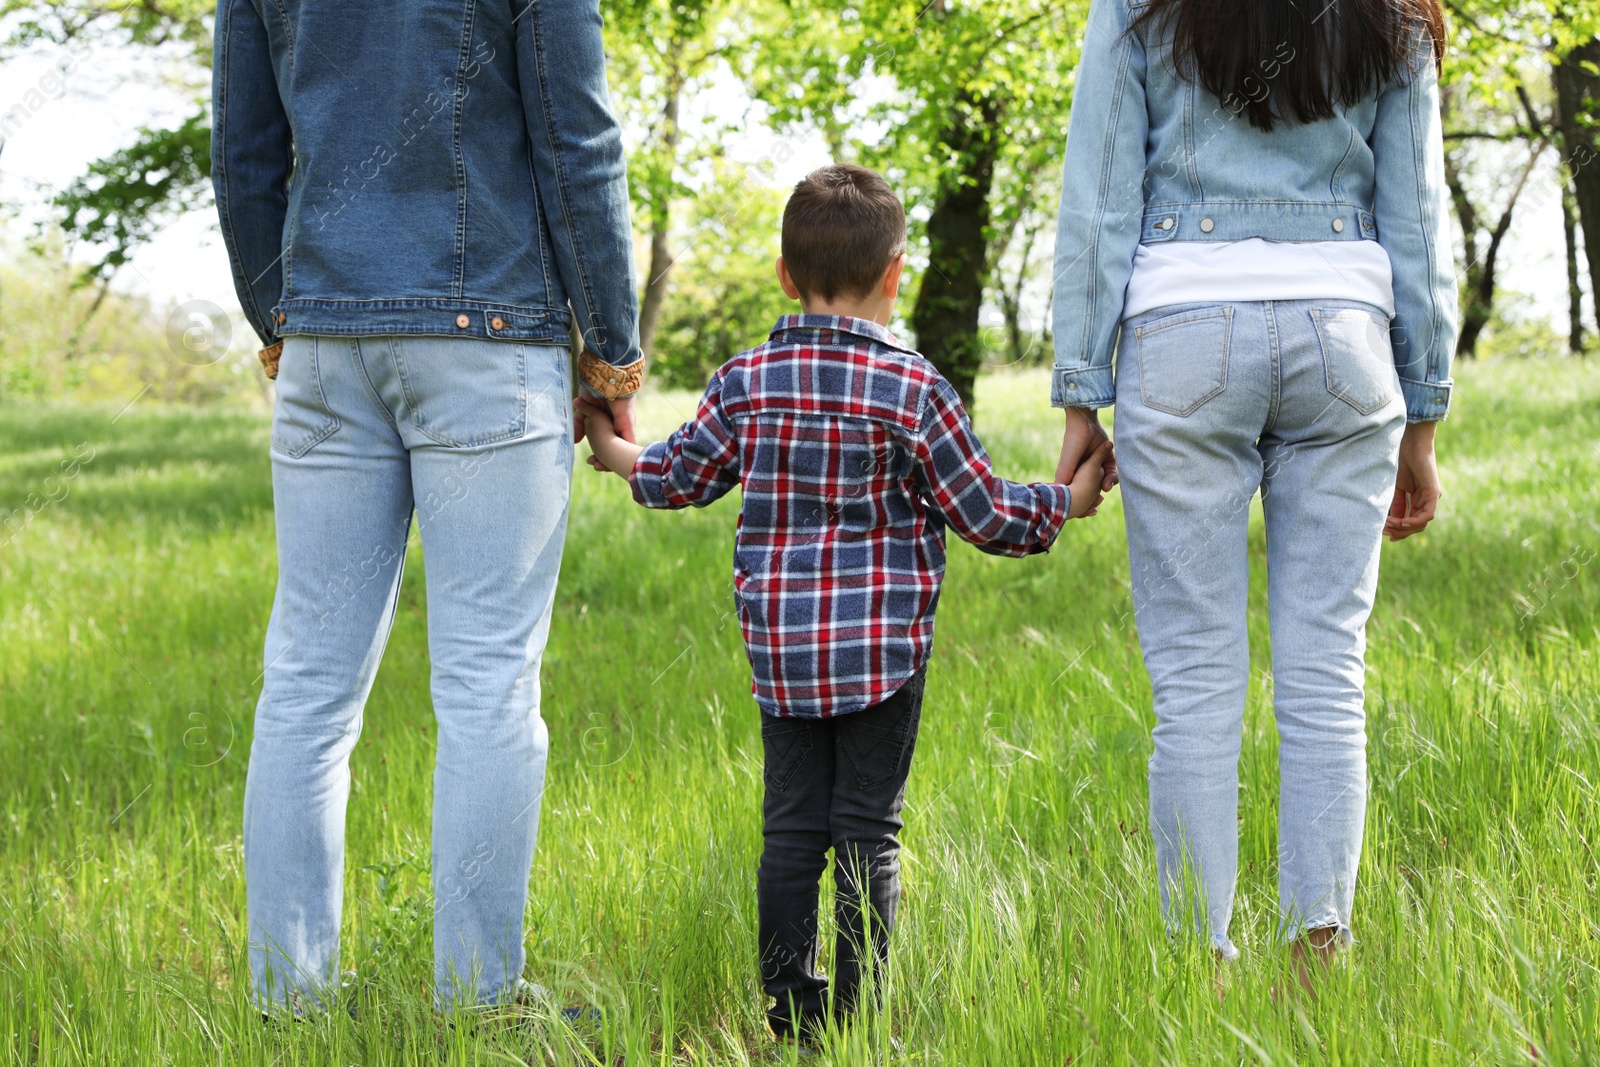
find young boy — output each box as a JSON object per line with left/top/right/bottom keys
{"left": 576, "top": 164, "right": 1112, "bottom": 1044}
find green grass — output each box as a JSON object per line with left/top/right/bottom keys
{"left": 1, "top": 360, "right": 1597, "bottom": 1065}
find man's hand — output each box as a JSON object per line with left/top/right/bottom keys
{"left": 1386, "top": 421, "right": 1442, "bottom": 542}
{"left": 1057, "top": 407, "right": 1118, "bottom": 491}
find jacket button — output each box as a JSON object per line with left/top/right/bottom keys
{"left": 276, "top": 312, "right": 286, "bottom": 325}
{"left": 1199, "top": 218, "right": 1214, "bottom": 233}
{"left": 1332, "top": 218, "right": 1345, "bottom": 233}
{"left": 1160, "top": 217, "right": 1175, "bottom": 230}
{"left": 455, "top": 314, "right": 470, "bottom": 328}
{"left": 490, "top": 316, "right": 505, "bottom": 331}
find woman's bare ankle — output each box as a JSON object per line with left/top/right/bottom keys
{"left": 1288, "top": 924, "right": 1345, "bottom": 993}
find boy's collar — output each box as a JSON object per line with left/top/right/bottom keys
{"left": 770, "top": 313, "right": 915, "bottom": 354}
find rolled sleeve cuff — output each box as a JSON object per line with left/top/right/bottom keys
{"left": 1051, "top": 365, "right": 1116, "bottom": 409}
{"left": 626, "top": 441, "right": 672, "bottom": 508}
{"left": 1399, "top": 376, "right": 1452, "bottom": 422}
{"left": 1036, "top": 483, "right": 1071, "bottom": 549}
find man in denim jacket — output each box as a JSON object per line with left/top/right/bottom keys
{"left": 212, "top": 0, "right": 640, "bottom": 1012}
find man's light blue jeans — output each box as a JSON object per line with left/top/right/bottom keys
{"left": 245, "top": 335, "right": 571, "bottom": 1009}
{"left": 1113, "top": 299, "right": 1405, "bottom": 959}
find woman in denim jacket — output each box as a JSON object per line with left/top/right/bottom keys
{"left": 1050, "top": 0, "right": 1455, "bottom": 973}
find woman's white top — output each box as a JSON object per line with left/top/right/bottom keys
{"left": 1122, "top": 238, "right": 1395, "bottom": 320}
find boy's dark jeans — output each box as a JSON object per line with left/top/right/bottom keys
{"left": 757, "top": 668, "right": 925, "bottom": 1040}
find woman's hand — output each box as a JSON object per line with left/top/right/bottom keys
{"left": 1068, "top": 440, "right": 1115, "bottom": 518}
{"left": 1385, "top": 421, "right": 1442, "bottom": 541}
{"left": 1057, "top": 407, "right": 1118, "bottom": 491}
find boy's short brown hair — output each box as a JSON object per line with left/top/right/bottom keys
{"left": 781, "top": 165, "right": 907, "bottom": 304}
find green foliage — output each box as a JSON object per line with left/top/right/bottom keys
{"left": 1, "top": 361, "right": 1598, "bottom": 1061}
{"left": 48, "top": 110, "right": 212, "bottom": 285}
{"left": 2, "top": 2, "right": 215, "bottom": 289}
{"left": 0, "top": 0, "right": 213, "bottom": 54}
{"left": 0, "top": 234, "right": 265, "bottom": 405}
{"left": 648, "top": 165, "right": 796, "bottom": 392}
{"left": 603, "top": 0, "right": 737, "bottom": 232}
{"left": 739, "top": 0, "right": 1086, "bottom": 402}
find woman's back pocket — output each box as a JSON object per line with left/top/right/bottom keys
{"left": 1312, "top": 307, "right": 1396, "bottom": 415}
{"left": 1135, "top": 306, "right": 1233, "bottom": 417}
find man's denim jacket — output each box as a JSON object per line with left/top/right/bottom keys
{"left": 1051, "top": 0, "right": 1457, "bottom": 422}
{"left": 211, "top": 0, "right": 641, "bottom": 371}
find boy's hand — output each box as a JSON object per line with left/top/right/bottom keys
{"left": 574, "top": 397, "right": 644, "bottom": 477}
{"left": 1067, "top": 439, "right": 1115, "bottom": 519}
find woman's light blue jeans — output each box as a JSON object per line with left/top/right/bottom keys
{"left": 1114, "top": 300, "right": 1405, "bottom": 959}
{"left": 245, "top": 335, "right": 572, "bottom": 1010}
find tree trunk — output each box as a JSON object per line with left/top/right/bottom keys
{"left": 1555, "top": 39, "right": 1600, "bottom": 319}
{"left": 637, "top": 88, "right": 680, "bottom": 361}
{"left": 1445, "top": 142, "right": 1546, "bottom": 358}
{"left": 910, "top": 99, "right": 1000, "bottom": 410}
{"left": 1564, "top": 177, "right": 1587, "bottom": 353}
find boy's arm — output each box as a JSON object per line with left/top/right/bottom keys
{"left": 583, "top": 373, "right": 740, "bottom": 509}
{"left": 580, "top": 404, "right": 644, "bottom": 474}
{"left": 913, "top": 377, "right": 1071, "bottom": 557}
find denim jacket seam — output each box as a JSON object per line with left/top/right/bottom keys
{"left": 1409, "top": 65, "right": 1444, "bottom": 385}
{"left": 1143, "top": 198, "right": 1372, "bottom": 208}
{"left": 269, "top": 0, "right": 296, "bottom": 300}
{"left": 1184, "top": 81, "right": 1204, "bottom": 199}
{"left": 266, "top": 0, "right": 294, "bottom": 65}
{"left": 530, "top": 9, "right": 603, "bottom": 361}
{"left": 1080, "top": 9, "right": 1136, "bottom": 370}
{"left": 211, "top": 7, "right": 273, "bottom": 344}
{"left": 1329, "top": 126, "right": 1357, "bottom": 202}
{"left": 526, "top": 157, "right": 553, "bottom": 292}
{"left": 450, "top": 8, "right": 474, "bottom": 300}
{"left": 278, "top": 297, "right": 563, "bottom": 310}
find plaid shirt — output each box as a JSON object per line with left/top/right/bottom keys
{"left": 629, "top": 315, "right": 1070, "bottom": 718}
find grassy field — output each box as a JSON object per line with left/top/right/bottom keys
{"left": 1, "top": 360, "right": 1597, "bottom": 1065}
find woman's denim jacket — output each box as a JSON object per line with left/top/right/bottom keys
{"left": 211, "top": 0, "right": 641, "bottom": 371}
{"left": 1051, "top": 0, "right": 1457, "bottom": 422}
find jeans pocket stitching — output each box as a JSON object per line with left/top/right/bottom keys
{"left": 406, "top": 343, "right": 532, "bottom": 448}
{"left": 842, "top": 717, "right": 912, "bottom": 792}
{"left": 1312, "top": 308, "right": 1393, "bottom": 416}
{"left": 1136, "top": 306, "right": 1232, "bottom": 417}
{"left": 270, "top": 338, "right": 341, "bottom": 459}
{"left": 762, "top": 721, "right": 813, "bottom": 793}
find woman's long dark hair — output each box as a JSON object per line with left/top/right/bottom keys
{"left": 1130, "top": 0, "right": 1446, "bottom": 131}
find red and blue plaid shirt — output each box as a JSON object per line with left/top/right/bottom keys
{"left": 628, "top": 315, "right": 1070, "bottom": 718}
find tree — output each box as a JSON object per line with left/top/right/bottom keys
{"left": 1441, "top": 83, "right": 1550, "bottom": 357}
{"left": 604, "top": 0, "right": 737, "bottom": 361}
{"left": 1554, "top": 36, "right": 1600, "bottom": 351}
{"left": 648, "top": 161, "right": 795, "bottom": 389}
{"left": 741, "top": 0, "right": 1087, "bottom": 410}
{"left": 1, "top": 0, "right": 213, "bottom": 293}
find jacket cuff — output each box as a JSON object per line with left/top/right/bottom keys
{"left": 1399, "top": 376, "right": 1452, "bottom": 422}
{"left": 578, "top": 350, "right": 644, "bottom": 399}
{"left": 1051, "top": 365, "right": 1115, "bottom": 409}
